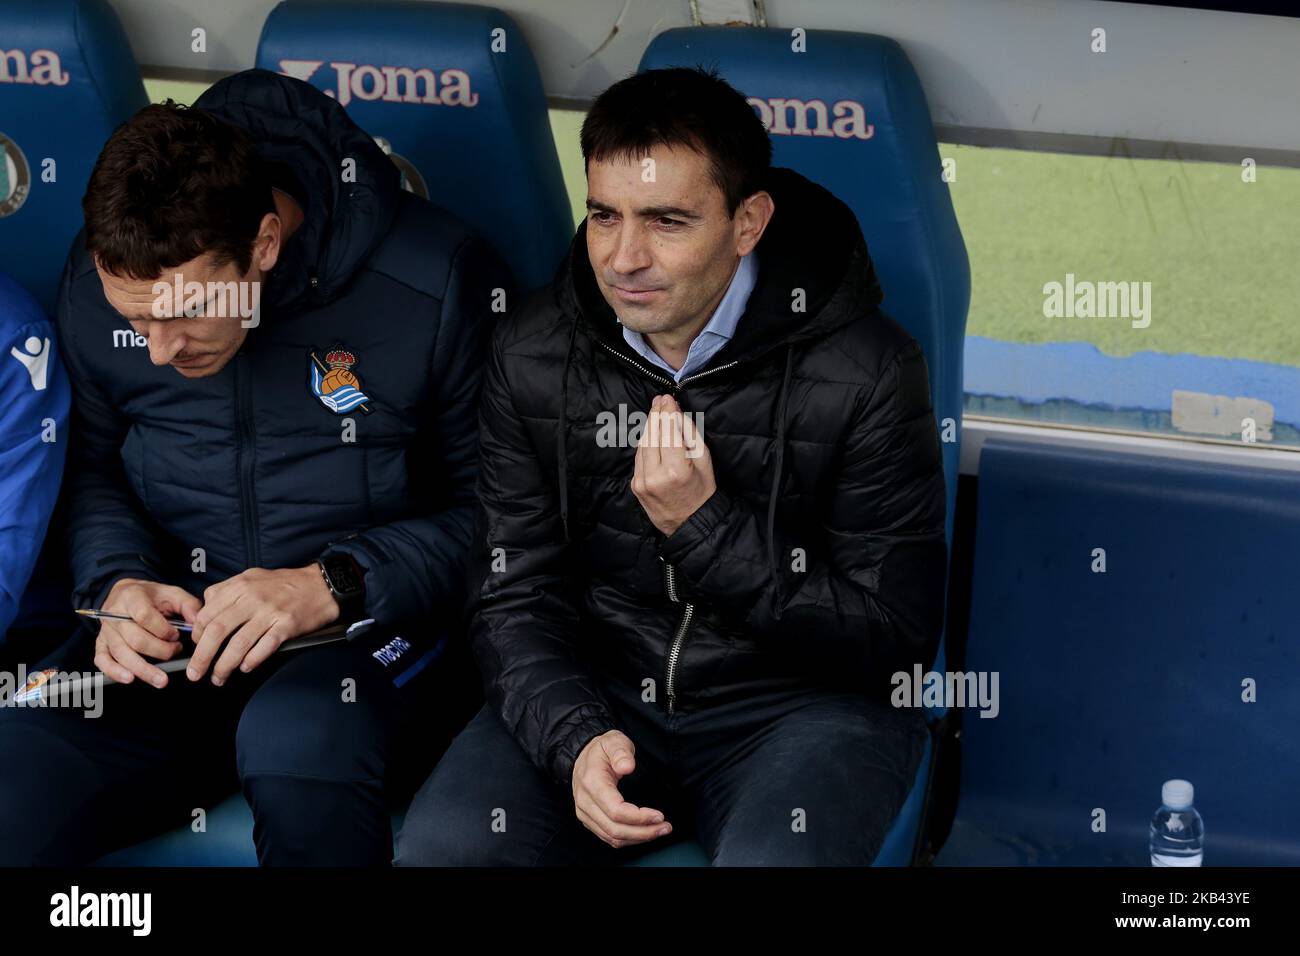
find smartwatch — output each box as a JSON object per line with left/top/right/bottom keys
{"left": 317, "top": 553, "right": 367, "bottom": 621}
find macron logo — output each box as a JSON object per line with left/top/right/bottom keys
{"left": 10, "top": 334, "right": 49, "bottom": 390}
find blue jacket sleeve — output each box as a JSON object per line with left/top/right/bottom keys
{"left": 326, "top": 236, "right": 512, "bottom": 627}
{"left": 0, "top": 302, "right": 70, "bottom": 640}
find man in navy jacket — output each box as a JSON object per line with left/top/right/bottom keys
{"left": 0, "top": 70, "right": 508, "bottom": 865}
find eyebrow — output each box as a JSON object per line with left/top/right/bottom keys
{"left": 192, "top": 288, "right": 222, "bottom": 315}
{"left": 585, "top": 198, "right": 702, "bottom": 221}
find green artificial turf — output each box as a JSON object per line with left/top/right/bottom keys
{"left": 943, "top": 142, "right": 1300, "bottom": 368}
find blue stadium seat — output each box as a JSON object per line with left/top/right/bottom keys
{"left": 0, "top": 0, "right": 147, "bottom": 314}
{"left": 938, "top": 438, "right": 1300, "bottom": 866}
{"left": 255, "top": 0, "right": 572, "bottom": 291}
{"left": 641, "top": 27, "right": 969, "bottom": 553}
{"left": 637, "top": 26, "right": 971, "bottom": 866}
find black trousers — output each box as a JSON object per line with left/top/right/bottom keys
{"left": 396, "top": 676, "right": 928, "bottom": 866}
{"left": 0, "top": 629, "right": 478, "bottom": 866}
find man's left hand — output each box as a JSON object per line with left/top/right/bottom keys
{"left": 631, "top": 394, "right": 716, "bottom": 537}
{"left": 187, "top": 565, "right": 339, "bottom": 685}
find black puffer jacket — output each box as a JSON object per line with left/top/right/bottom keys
{"left": 471, "top": 167, "right": 947, "bottom": 786}
{"left": 58, "top": 70, "right": 510, "bottom": 629}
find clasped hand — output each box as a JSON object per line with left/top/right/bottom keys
{"left": 630, "top": 394, "right": 715, "bottom": 537}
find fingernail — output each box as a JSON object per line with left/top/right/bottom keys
{"left": 211, "top": 676, "right": 223, "bottom": 687}
{"left": 186, "top": 668, "right": 197, "bottom": 681}
{"left": 658, "top": 827, "right": 671, "bottom": 836}
{"left": 152, "top": 675, "right": 166, "bottom": 688}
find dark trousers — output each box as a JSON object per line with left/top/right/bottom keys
{"left": 0, "top": 630, "right": 478, "bottom": 866}
{"left": 396, "top": 676, "right": 928, "bottom": 866}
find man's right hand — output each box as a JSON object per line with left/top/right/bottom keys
{"left": 93, "top": 578, "right": 202, "bottom": 688}
{"left": 572, "top": 730, "right": 672, "bottom": 848}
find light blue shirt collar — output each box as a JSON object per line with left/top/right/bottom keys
{"left": 621, "top": 251, "right": 758, "bottom": 384}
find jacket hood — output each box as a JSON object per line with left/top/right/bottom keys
{"left": 193, "top": 69, "right": 401, "bottom": 311}
{"left": 560, "top": 165, "right": 884, "bottom": 369}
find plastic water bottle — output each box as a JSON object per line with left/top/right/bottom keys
{"left": 1149, "top": 779, "right": 1204, "bottom": 866}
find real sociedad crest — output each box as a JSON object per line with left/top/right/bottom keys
{"left": 309, "top": 346, "right": 373, "bottom": 415}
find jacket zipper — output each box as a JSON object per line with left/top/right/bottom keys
{"left": 598, "top": 341, "right": 676, "bottom": 390}
{"left": 661, "top": 558, "right": 695, "bottom": 715}
{"left": 596, "top": 339, "right": 740, "bottom": 714}
{"left": 233, "top": 353, "right": 261, "bottom": 569}
{"left": 596, "top": 340, "right": 738, "bottom": 390}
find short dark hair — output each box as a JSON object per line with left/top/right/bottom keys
{"left": 83, "top": 100, "right": 275, "bottom": 279}
{"left": 580, "top": 66, "right": 771, "bottom": 216}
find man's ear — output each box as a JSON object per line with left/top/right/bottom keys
{"left": 735, "top": 190, "right": 775, "bottom": 257}
{"left": 251, "top": 211, "right": 283, "bottom": 273}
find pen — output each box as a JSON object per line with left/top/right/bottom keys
{"left": 76, "top": 608, "right": 194, "bottom": 632}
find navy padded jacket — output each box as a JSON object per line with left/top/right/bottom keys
{"left": 56, "top": 69, "right": 511, "bottom": 630}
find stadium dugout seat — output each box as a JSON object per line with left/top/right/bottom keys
{"left": 937, "top": 438, "right": 1300, "bottom": 866}
{"left": 629, "top": 27, "right": 972, "bottom": 866}
{"left": 255, "top": 0, "right": 572, "bottom": 291}
{"left": 0, "top": 0, "right": 148, "bottom": 314}
{"left": 96, "top": 24, "right": 968, "bottom": 868}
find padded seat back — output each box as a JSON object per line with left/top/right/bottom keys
{"left": 0, "top": 0, "right": 147, "bottom": 313}
{"left": 256, "top": 0, "right": 573, "bottom": 291}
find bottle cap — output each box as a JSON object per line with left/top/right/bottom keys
{"left": 1162, "top": 779, "right": 1194, "bottom": 810}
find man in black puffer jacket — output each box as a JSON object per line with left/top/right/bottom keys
{"left": 398, "top": 67, "right": 947, "bottom": 866}
{"left": 0, "top": 70, "right": 509, "bottom": 866}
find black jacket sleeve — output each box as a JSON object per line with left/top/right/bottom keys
{"left": 468, "top": 321, "right": 617, "bottom": 787}
{"left": 657, "top": 338, "right": 949, "bottom": 685}
{"left": 328, "top": 237, "right": 510, "bottom": 627}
